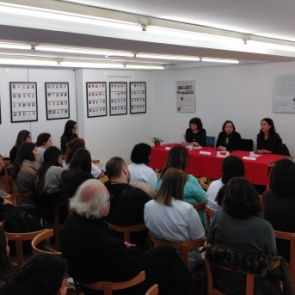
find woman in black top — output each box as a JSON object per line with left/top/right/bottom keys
{"left": 216, "top": 120, "right": 242, "bottom": 151}
{"left": 60, "top": 120, "right": 78, "bottom": 154}
{"left": 256, "top": 118, "right": 286, "bottom": 155}
{"left": 185, "top": 117, "right": 206, "bottom": 147}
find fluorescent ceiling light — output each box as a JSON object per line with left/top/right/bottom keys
{"left": 0, "top": 43, "right": 31, "bottom": 50}
{"left": 59, "top": 62, "right": 124, "bottom": 68}
{"left": 136, "top": 54, "right": 200, "bottom": 61}
{"left": 0, "top": 3, "right": 140, "bottom": 31}
{"left": 125, "top": 65, "right": 164, "bottom": 69}
{"left": 246, "top": 40, "right": 295, "bottom": 53}
{"left": 202, "top": 58, "right": 239, "bottom": 64}
{"left": 0, "top": 58, "right": 57, "bottom": 66}
{"left": 35, "top": 45, "right": 134, "bottom": 57}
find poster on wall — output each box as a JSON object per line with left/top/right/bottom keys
{"left": 130, "top": 82, "right": 146, "bottom": 114}
{"left": 10, "top": 82, "right": 38, "bottom": 123}
{"left": 273, "top": 73, "right": 295, "bottom": 113}
{"left": 176, "top": 80, "right": 195, "bottom": 113}
{"left": 109, "top": 82, "right": 127, "bottom": 116}
{"left": 86, "top": 82, "right": 107, "bottom": 118}
{"left": 45, "top": 82, "right": 70, "bottom": 120}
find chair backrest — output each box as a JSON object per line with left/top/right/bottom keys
{"left": 241, "top": 139, "right": 254, "bottom": 151}
{"left": 205, "top": 256, "right": 281, "bottom": 295}
{"left": 274, "top": 230, "right": 295, "bottom": 288}
{"left": 99, "top": 176, "right": 109, "bottom": 183}
{"left": 206, "top": 136, "right": 215, "bottom": 147}
{"left": 192, "top": 201, "right": 206, "bottom": 210}
{"left": 200, "top": 177, "right": 210, "bottom": 191}
{"left": 205, "top": 207, "right": 216, "bottom": 230}
{"left": 105, "top": 222, "right": 146, "bottom": 243}
{"left": 5, "top": 229, "right": 48, "bottom": 268}
{"left": 145, "top": 284, "right": 159, "bottom": 295}
{"left": 31, "top": 228, "right": 61, "bottom": 255}
{"left": 149, "top": 234, "right": 206, "bottom": 268}
{"left": 81, "top": 271, "right": 146, "bottom": 295}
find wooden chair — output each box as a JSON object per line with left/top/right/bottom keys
{"left": 274, "top": 230, "right": 295, "bottom": 288}
{"left": 80, "top": 270, "right": 146, "bottom": 295}
{"left": 106, "top": 222, "right": 147, "bottom": 243}
{"left": 192, "top": 201, "right": 206, "bottom": 210}
{"left": 205, "top": 207, "right": 216, "bottom": 230}
{"left": 5, "top": 228, "right": 48, "bottom": 269}
{"left": 149, "top": 234, "right": 206, "bottom": 269}
{"left": 2, "top": 162, "right": 12, "bottom": 194}
{"left": 145, "top": 284, "right": 159, "bottom": 295}
{"left": 205, "top": 256, "right": 281, "bottom": 295}
{"left": 31, "top": 228, "right": 61, "bottom": 255}
{"left": 99, "top": 176, "right": 109, "bottom": 183}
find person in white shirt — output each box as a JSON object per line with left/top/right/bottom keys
{"left": 128, "top": 143, "right": 157, "bottom": 190}
{"left": 144, "top": 167, "right": 205, "bottom": 272}
{"left": 36, "top": 133, "right": 52, "bottom": 164}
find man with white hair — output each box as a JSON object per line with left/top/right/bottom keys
{"left": 61, "top": 179, "right": 197, "bottom": 295}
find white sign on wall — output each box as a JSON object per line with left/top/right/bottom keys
{"left": 273, "top": 73, "right": 295, "bottom": 113}
{"left": 176, "top": 80, "right": 195, "bottom": 113}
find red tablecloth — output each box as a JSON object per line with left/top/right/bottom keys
{"left": 149, "top": 144, "right": 286, "bottom": 186}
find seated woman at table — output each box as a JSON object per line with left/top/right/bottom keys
{"left": 216, "top": 120, "right": 242, "bottom": 151}
{"left": 11, "top": 142, "right": 39, "bottom": 204}
{"left": 157, "top": 146, "right": 206, "bottom": 226}
{"left": 263, "top": 158, "right": 295, "bottom": 262}
{"left": 145, "top": 168, "right": 205, "bottom": 272}
{"left": 185, "top": 117, "right": 206, "bottom": 147}
{"left": 207, "top": 177, "right": 283, "bottom": 295}
{"left": 206, "top": 155, "right": 245, "bottom": 212}
{"left": 256, "top": 118, "right": 289, "bottom": 155}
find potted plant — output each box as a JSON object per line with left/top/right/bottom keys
{"left": 151, "top": 137, "right": 164, "bottom": 148}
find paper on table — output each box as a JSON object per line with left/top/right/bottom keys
{"left": 165, "top": 147, "right": 171, "bottom": 150}
{"left": 243, "top": 156, "right": 256, "bottom": 160}
{"left": 200, "top": 151, "right": 211, "bottom": 155}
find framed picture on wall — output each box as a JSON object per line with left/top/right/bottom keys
{"left": 10, "top": 82, "right": 38, "bottom": 123}
{"left": 130, "top": 82, "right": 146, "bottom": 114}
{"left": 109, "top": 82, "right": 127, "bottom": 116}
{"left": 176, "top": 80, "right": 195, "bottom": 113}
{"left": 86, "top": 82, "right": 107, "bottom": 118}
{"left": 45, "top": 82, "right": 70, "bottom": 120}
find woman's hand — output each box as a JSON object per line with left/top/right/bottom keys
{"left": 217, "top": 146, "right": 226, "bottom": 151}
{"left": 256, "top": 149, "right": 271, "bottom": 154}
{"left": 124, "top": 241, "right": 136, "bottom": 248}
{"left": 191, "top": 142, "right": 200, "bottom": 147}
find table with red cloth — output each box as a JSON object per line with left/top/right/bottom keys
{"left": 149, "top": 144, "right": 287, "bottom": 186}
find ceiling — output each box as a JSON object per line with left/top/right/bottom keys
{"left": 0, "top": 0, "right": 295, "bottom": 68}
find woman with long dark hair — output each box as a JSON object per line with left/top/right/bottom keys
{"left": 11, "top": 142, "right": 39, "bottom": 204}
{"left": 158, "top": 146, "right": 206, "bottom": 226}
{"left": 9, "top": 130, "right": 32, "bottom": 165}
{"left": 185, "top": 117, "right": 206, "bottom": 147}
{"left": 36, "top": 133, "right": 52, "bottom": 164}
{"left": 60, "top": 119, "right": 78, "bottom": 154}
{"left": 61, "top": 148, "right": 94, "bottom": 199}
{"left": 207, "top": 177, "right": 281, "bottom": 295}
{"left": 256, "top": 118, "right": 287, "bottom": 155}
{"left": 263, "top": 158, "right": 295, "bottom": 262}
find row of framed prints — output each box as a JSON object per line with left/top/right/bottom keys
{"left": 9, "top": 81, "right": 146, "bottom": 123}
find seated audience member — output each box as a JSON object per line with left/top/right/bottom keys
{"left": 257, "top": 117, "right": 289, "bottom": 155}
{"left": 61, "top": 179, "right": 197, "bottom": 295}
{"left": 61, "top": 148, "right": 94, "bottom": 200}
{"left": 62, "top": 137, "right": 104, "bottom": 179}
{"left": 0, "top": 228, "right": 12, "bottom": 290}
{"left": 35, "top": 146, "right": 66, "bottom": 223}
{"left": 263, "top": 159, "right": 295, "bottom": 262}
{"left": 9, "top": 130, "right": 32, "bottom": 165}
{"left": 60, "top": 119, "right": 78, "bottom": 154}
{"left": 2, "top": 254, "right": 68, "bottom": 295}
{"left": 158, "top": 146, "right": 206, "bottom": 226}
{"left": 145, "top": 168, "right": 205, "bottom": 272}
{"left": 206, "top": 155, "right": 245, "bottom": 211}
{"left": 185, "top": 117, "right": 206, "bottom": 147}
{"left": 36, "top": 133, "right": 52, "bottom": 164}
{"left": 128, "top": 143, "right": 157, "bottom": 190}
{"left": 11, "top": 142, "right": 39, "bottom": 204}
{"left": 216, "top": 120, "right": 242, "bottom": 151}
{"left": 105, "top": 157, "right": 151, "bottom": 247}
{"left": 207, "top": 177, "right": 283, "bottom": 295}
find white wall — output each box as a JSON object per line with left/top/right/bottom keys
{"left": 0, "top": 68, "right": 77, "bottom": 156}
{"left": 1, "top": 61, "right": 295, "bottom": 164}
{"left": 153, "top": 61, "right": 295, "bottom": 156}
